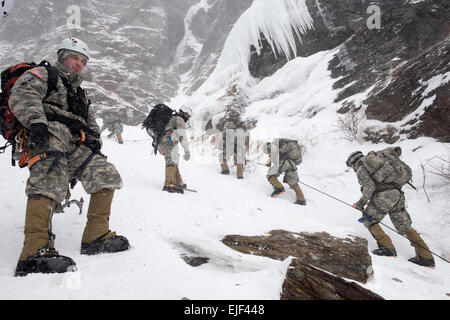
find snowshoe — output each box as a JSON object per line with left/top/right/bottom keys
{"left": 220, "top": 169, "right": 230, "bottom": 175}
{"left": 372, "top": 246, "right": 397, "bottom": 257}
{"left": 15, "top": 248, "right": 76, "bottom": 277}
{"left": 408, "top": 256, "right": 435, "bottom": 268}
{"left": 81, "top": 231, "right": 130, "bottom": 255}
{"left": 271, "top": 187, "right": 285, "bottom": 198}
{"left": 295, "top": 200, "right": 306, "bottom": 205}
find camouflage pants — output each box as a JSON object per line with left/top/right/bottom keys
{"left": 267, "top": 157, "right": 299, "bottom": 187}
{"left": 158, "top": 142, "right": 180, "bottom": 166}
{"left": 220, "top": 138, "right": 245, "bottom": 165}
{"left": 363, "top": 188, "right": 412, "bottom": 234}
{"left": 26, "top": 144, "right": 122, "bottom": 203}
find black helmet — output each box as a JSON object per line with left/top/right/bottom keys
{"left": 346, "top": 151, "right": 363, "bottom": 167}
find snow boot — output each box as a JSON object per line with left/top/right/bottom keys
{"left": 162, "top": 165, "right": 184, "bottom": 193}
{"left": 405, "top": 229, "right": 434, "bottom": 261}
{"left": 291, "top": 184, "right": 306, "bottom": 205}
{"left": 18, "top": 196, "right": 56, "bottom": 262}
{"left": 220, "top": 162, "right": 230, "bottom": 175}
{"left": 15, "top": 248, "right": 76, "bottom": 277}
{"left": 408, "top": 256, "right": 435, "bottom": 268}
{"left": 368, "top": 223, "right": 396, "bottom": 256}
{"left": 372, "top": 246, "right": 397, "bottom": 257}
{"left": 117, "top": 134, "right": 124, "bottom": 144}
{"left": 81, "top": 188, "right": 123, "bottom": 244}
{"left": 236, "top": 164, "right": 244, "bottom": 179}
{"left": 81, "top": 231, "right": 130, "bottom": 255}
{"left": 268, "top": 176, "right": 284, "bottom": 197}
{"left": 175, "top": 165, "right": 187, "bottom": 190}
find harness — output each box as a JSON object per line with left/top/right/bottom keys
{"left": 19, "top": 70, "right": 104, "bottom": 181}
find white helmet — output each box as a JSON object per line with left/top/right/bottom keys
{"left": 179, "top": 105, "right": 193, "bottom": 117}
{"left": 58, "top": 37, "right": 90, "bottom": 60}
{"left": 1, "top": 0, "right": 15, "bottom": 18}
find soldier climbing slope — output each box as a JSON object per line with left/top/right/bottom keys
{"left": 9, "top": 37, "right": 130, "bottom": 276}
{"left": 346, "top": 148, "right": 435, "bottom": 267}
{"left": 100, "top": 113, "right": 124, "bottom": 144}
{"left": 214, "top": 84, "right": 250, "bottom": 179}
{"left": 213, "top": 120, "right": 248, "bottom": 179}
{"left": 264, "top": 138, "right": 306, "bottom": 205}
{"left": 157, "top": 105, "right": 192, "bottom": 194}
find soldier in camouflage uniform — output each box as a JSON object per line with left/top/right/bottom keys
{"left": 215, "top": 120, "right": 248, "bottom": 179}
{"left": 347, "top": 150, "right": 435, "bottom": 267}
{"left": 100, "top": 114, "right": 124, "bottom": 144}
{"left": 9, "top": 37, "right": 130, "bottom": 276}
{"left": 215, "top": 85, "right": 249, "bottom": 179}
{"left": 264, "top": 139, "right": 306, "bottom": 205}
{"left": 158, "top": 105, "right": 192, "bottom": 193}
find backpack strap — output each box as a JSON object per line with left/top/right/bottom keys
{"left": 35, "top": 61, "right": 59, "bottom": 98}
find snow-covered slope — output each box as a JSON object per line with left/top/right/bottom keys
{"left": 0, "top": 124, "right": 449, "bottom": 299}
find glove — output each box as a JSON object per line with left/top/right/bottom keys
{"left": 86, "top": 139, "right": 102, "bottom": 153}
{"left": 352, "top": 199, "right": 367, "bottom": 211}
{"left": 184, "top": 150, "right": 191, "bottom": 161}
{"left": 29, "top": 123, "right": 50, "bottom": 150}
{"left": 358, "top": 212, "right": 372, "bottom": 224}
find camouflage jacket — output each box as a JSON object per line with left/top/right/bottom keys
{"left": 9, "top": 61, "right": 100, "bottom": 153}
{"left": 160, "top": 115, "right": 189, "bottom": 152}
{"left": 354, "top": 160, "right": 377, "bottom": 203}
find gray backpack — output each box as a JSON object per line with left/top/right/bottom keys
{"left": 279, "top": 139, "right": 302, "bottom": 165}
{"left": 361, "top": 147, "right": 412, "bottom": 187}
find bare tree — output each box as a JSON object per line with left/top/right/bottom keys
{"left": 337, "top": 111, "right": 363, "bottom": 142}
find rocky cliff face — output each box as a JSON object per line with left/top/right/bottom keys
{"left": 0, "top": 0, "right": 253, "bottom": 124}
{"left": 248, "top": 0, "right": 450, "bottom": 143}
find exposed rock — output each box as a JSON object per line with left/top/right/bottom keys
{"left": 222, "top": 229, "right": 373, "bottom": 283}
{"left": 248, "top": 0, "right": 450, "bottom": 143}
{"left": 222, "top": 230, "right": 381, "bottom": 300}
{"left": 181, "top": 255, "right": 209, "bottom": 267}
{"left": 363, "top": 125, "right": 400, "bottom": 144}
{"left": 281, "top": 258, "right": 383, "bottom": 300}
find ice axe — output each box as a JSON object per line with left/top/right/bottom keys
{"left": 60, "top": 197, "right": 84, "bottom": 215}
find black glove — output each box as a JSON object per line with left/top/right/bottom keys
{"left": 85, "top": 139, "right": 102, "bottom": 153}
{"left": 29, "top": 123, "right": 50, "bottom": 150}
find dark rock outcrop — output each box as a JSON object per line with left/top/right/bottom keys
{"left": 222, "top": 230, "right": 381, "bottom": 300}
{"left": 223, "top": 230, "right": 373, "bottom": 283}
{"left": 281, "top": 259, "right": 383, "bottom": 300}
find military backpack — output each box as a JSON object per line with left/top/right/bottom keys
{"left": 361, "top": 147, "right": 412, "bottom": 188}
{"left": 141, "top": 103, "right": 175, "bottom": 154}
{"left": 279, "top": 139, "right": 302, "bottom": 165}
{"left": 0, "top": 61, "right": 58, "bottom": 165}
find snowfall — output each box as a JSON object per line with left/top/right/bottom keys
{"left": 1, "top": 0, "right": 449, "bottom": 300}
